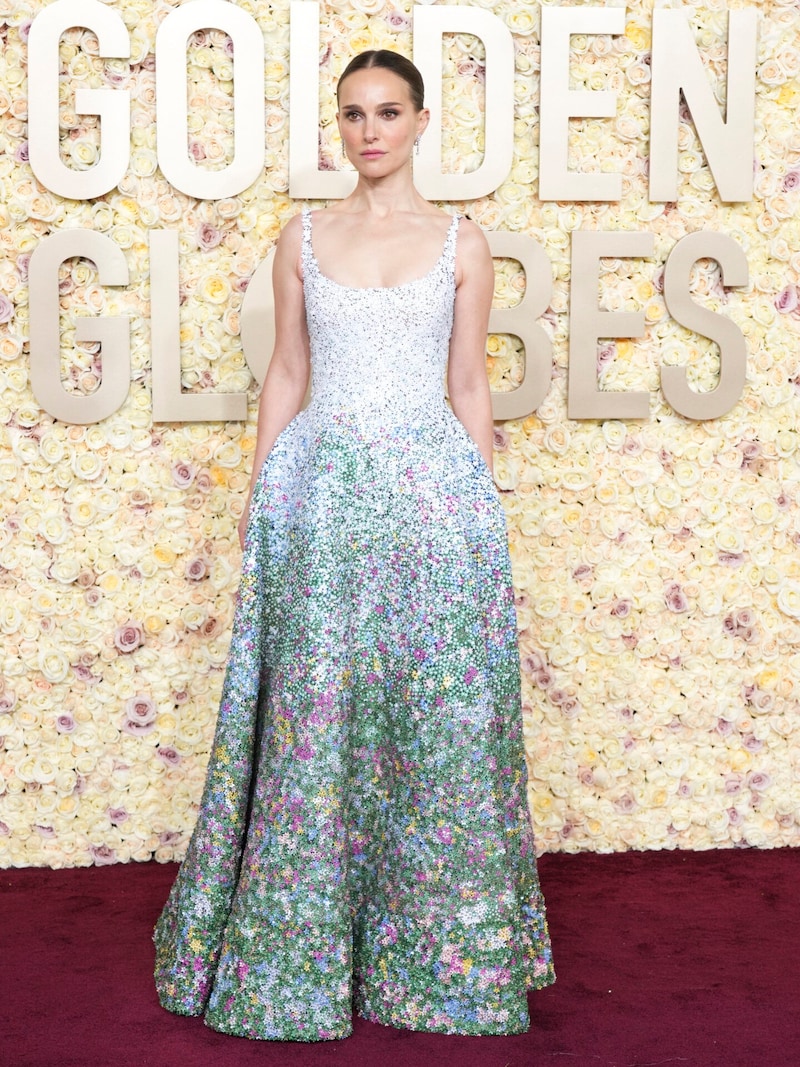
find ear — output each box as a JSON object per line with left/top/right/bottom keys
{"left": 416, "top": 108, "right": 431, "bottom": 138}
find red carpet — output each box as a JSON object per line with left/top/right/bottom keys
{"left": 2, "top": 847, "right": 797, "bottom": 1067}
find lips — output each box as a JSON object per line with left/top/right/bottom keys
{"left": 361, "top": 151, "right": 385, "bottom": 159}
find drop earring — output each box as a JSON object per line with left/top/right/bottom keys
{"left": 414, "top": 135, "right": 421, "bottom": 156}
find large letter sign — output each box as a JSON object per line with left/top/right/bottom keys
{"left": 28, "top": 0, "right": 131, "bottom": 199}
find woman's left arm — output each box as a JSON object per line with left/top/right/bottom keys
{"left": 447, "top": 219, "right": 496, "bottom": 470}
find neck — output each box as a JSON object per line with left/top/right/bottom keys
{"left": 348, "top": 165, "right": 426, "bottom": 217}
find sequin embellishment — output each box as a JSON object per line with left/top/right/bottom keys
{"left": 153, "top": 208, "right": 554, "bottom": 1040}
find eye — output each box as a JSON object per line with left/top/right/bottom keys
{"left": 382, "top": 109, "right": 399, "bottom": 119}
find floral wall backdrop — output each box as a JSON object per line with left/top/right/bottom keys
{"left": 1, "top": 0, "right": 799, "bottom": 867}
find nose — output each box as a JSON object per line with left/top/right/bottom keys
{"left": 363, "top": 116, "right": 378, "bottom": 141}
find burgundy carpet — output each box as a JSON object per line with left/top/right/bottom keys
{"left": 2, "top": 847, "right": 797, "bottom": 1067}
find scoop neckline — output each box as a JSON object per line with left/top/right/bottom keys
{"left": 305, "top": 211, "right": 459, "bottom": 293}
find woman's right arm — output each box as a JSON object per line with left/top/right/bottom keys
{"left": 238, "top": 213, "right": 310, "bottom": 547}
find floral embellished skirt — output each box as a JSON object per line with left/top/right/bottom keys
{"left": 153, "top": 411, "right": 554, "bottom": 1040}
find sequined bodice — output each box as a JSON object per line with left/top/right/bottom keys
{"left": 301, "top": 208, "right": 459, "bottom": 430}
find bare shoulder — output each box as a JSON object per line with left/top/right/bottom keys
{"left": 454, "top": 216, "right": 489, "bottom": 252}
{"left": 276, "top": 210, "right": 305, "bottom": 250}
{"left": 453, "top": 216, "right": 492, "bottom": 285}
{"left": 274, "top": 210, "right": 305, "bottom": 278}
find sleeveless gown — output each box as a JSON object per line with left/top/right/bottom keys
{"left": 153, "top": 208, "right": 554, "bottom": 1040}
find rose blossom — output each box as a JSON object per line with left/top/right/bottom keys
{"left": 122, "top": 695, "right": 157, "bottom": 738}
{"left": 0, "top": 691, "right": 16, "bottom": 715}
{"left": 386, "top": 9, "right": 410, "bottom": 30}
{"left": 56, "top": 713, "right": 76, "bottom": 734}
{"left": 185, "top": 557, "right": 208, "bottom": 581}
{"left": 196, "top": 222, "right": 223, "bottom": 251}
{"left": 774, "top": 285, "right": 798, "bottom": 314}
{"left": 90, "top": 845, "right": 117, "bottom": 865}
{"left": 664, "top": 582, "right": 689, "bottom": 613}
{"left": 718, "top": 552, "right": 744, "bottom": 567}
{"left": 157, "top": 747, "right": 182, "bottom": 766}
{"left": 171, "top": 461, "right": 196, "bottom": 488}
{"left": 114, "top": 620, "right": 144, "bottom": 653}
{"left": 201, "top": 617, "right": 223, "bottom": 639}
{"left": 535, "top": 668, "right": 555, "bottom": 689}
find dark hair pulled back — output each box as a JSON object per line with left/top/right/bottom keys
{"left": 337, "top": 50, "right": 425, "bottom": 112}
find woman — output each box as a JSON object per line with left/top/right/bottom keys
{"left": 154, "top": 49, "right": 554, "bottom": 1040}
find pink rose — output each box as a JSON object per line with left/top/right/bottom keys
{"left": 122, "top": 695, "right": 157, "bottom": 736}
{"left": 521, "top": 652, "right": 545, "bottom": 674}
{"left": 718, "top": 552, "right": 744, "bottom": 567}
{"left": 171, "top": 461, "right": 196, "bottom": 488}
{"left": 201, "top": 617, "right": 222, "bottom": 639}
{"left": 535, "top": 667, "right": 555, "bottom": 689}
{"left": 0, "top": 691, "right": 16, "bottom": 715}
{"left": 737, "top": 441, "right": 761, "bottom": 468}
{"left": 597, "top": 341, "right": 616, "bottom": 374}
{"left": 157, "top": 747, "right": 182, "bottom": 766}
{"left": 386, "top": 9, "right": 411, "bottom": 30}
{"left": 56, "top": 714, "right": 76, "bottom": 734}
{"left": 664, "top": 582, "right": 688, "bottom": 613}
{"left": 185, "top": 557, "right": 208, "bottom": 581}
{"left": 775, "top": 285, "right": 799, "bottom": 314}
{"left": 197, "top": 222, "right": 222, "bottom": 252}
{"left": 90, "top": 845, "right": 117, "bottom": 865}
{"left": 560, "top": 697, "right": 581, "bottom": 719}
{"left": 114, "top": 621, "right": 144, "bottom": 653}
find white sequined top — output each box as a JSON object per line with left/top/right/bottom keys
{"left": 300, "top": 207, "right": 461, "bottom": 434}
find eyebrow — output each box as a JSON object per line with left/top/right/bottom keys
{"left": 341, "top": 101, "right": 406, "bottom": 110}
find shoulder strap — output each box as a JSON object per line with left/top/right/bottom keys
{"left": 300, "top": 206, "right": 313, "bottom": 270}
{"left": 444, "top": 212, "right": 461, "bottom": 273}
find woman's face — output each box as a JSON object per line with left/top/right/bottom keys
{"left": 336, "top": 67, "right": 428, "bottom": 177}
